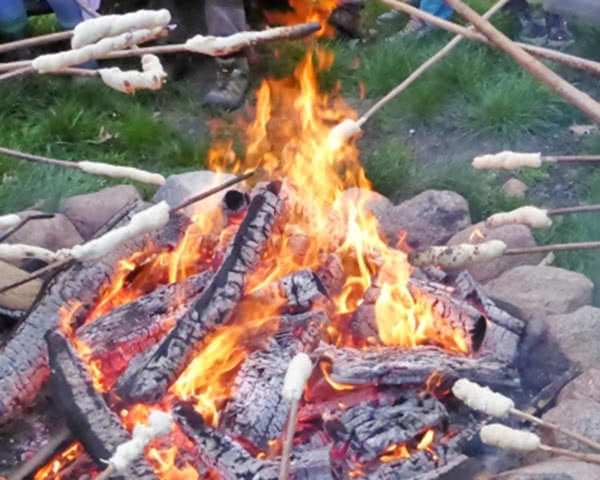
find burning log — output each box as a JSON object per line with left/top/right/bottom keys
{"left": 318, "top": 346, "right": 519, "bottom": 389}
{"left": 116, "top": 183, "right": 281, "bottom": 404}
{"left": 0, "top": 202, "right": 188, "bottom": 425}
{"left": 367, "top": 449, "right": 468, "bottom": 480}
{"left": 221, "top": 310, "right": 325, "bottom": 450}
{"left": 46, "top": 331, "right": 158, "bottom": 479}
{"left": 324, "top": 391, "right": 448, "bottom": 463}
{"left": 76, "top": 271, "right": 213, "bottom": 380}
{"left": 245, "top": 269, "right": 328, "bottom": 314}
{"left": 174, "top": 403, "right": 280, "bottom": 480}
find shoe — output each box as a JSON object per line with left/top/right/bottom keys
{"left": 329, "top": 2, "right": 365, "bottom": 39}
{"left": 204, "top": 57, "right": 249, "bottom": 110}
{"left": 377, "top": 10, "right": 403, "bottom": 24}
{"left": 518, "top": 16, "right": 547, "bottom": 46}
{"left": 398, "top": 17, "right": 433, "bottom": 39}
{"left": 546, "top": 21, "right": 575, "bottom": 49}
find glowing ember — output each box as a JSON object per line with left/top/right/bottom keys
{"left": 33, "top": 442, "right": 84, "bottom": 480}
{"left": 379, "top": 443, "right": 410, "bottom": 463}
{"left": 417, "top": 430, "right": 436, "bottom": 451}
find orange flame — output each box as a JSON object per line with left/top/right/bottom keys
{"left": 33, "top": 442, "right": 84, "bottom": 480}
{"left": 469, "top": 228, "right": 486, "bottom": 243}
{"left": 265, "top": 0, "right": 340, "bottom": 37}
{"left": 379, "top": 443, "right": 410, "bottom": 463}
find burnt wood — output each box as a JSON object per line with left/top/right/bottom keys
{"left": 319, "top": 346, "right": 519, "bottom": 388}
{"left": 46, "top": 331, "right": 157, "bottom": 480}
{"left": 245, "top": 269, "right": 328, "bottom": 314}
{"left": 76, "top": 271, "right": 213, "bottom": 381}
{"left": 116, "top": 185, "right": 281, "bottom": 404}
{"left": 368, "top": 450, "right": 468, "bottom": 480}
{"left": 0, "top": 202, "right": 188, "bottom": 425}
{"left": 324, "top": 391, "right": 448, "bottom": 463}
{"left": 175, "top": 403, "right": 280, "bottom": 480}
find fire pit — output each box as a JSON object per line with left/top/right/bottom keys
{"left": 0, "top": 50, "right": 565, "bottom": 480}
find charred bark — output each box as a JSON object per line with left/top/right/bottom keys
{"left": 116, "top": 184, "right": 281, "bottom": 404}
{"left": 175, "top": 403, "right": 279, "bottom": 480}
{"left": 319, "top": 346, "right": 519, "bottom": 389}
{"left": 46, "top": 331, "right": 157, "bottom": 480}
{"left": 220, "top": 309, "right": 326, "bottom": 449}
{"left": 245, "top": 269, "right": 328, "bottom": 314}
{"left": 76, "top": 271, "right": 213, "bottom": 381}
{"left": 367, "top": 450, "right": 468, "bottom": 480}
{"left": 0, "top": 201, "right": 188, "bottom": 425}
{"left": 323, "top": 391, "right": 448, "bottom": 463}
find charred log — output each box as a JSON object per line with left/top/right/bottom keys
{"left": 116, "top": 184, "right": 281, "bottom": 404}
{"left": 367, "top": 450, "right": 468, "bottom": 480}
{"left": 46, "top": 331, "right": 157, "bottom": 480}
{"left": 323, "top": 391, "right": 448, "bottom": 463}
{"left": 245, "top": 269, "right": 328, "bottom": 314}
{"left": 174, "top": 403, "right": 280, "bottom": 480}
{"left": 0, "top": 201, "right": 188, "bottom": 425}
{"left": 76, "top": 271, "right": 213, "bottom": 382}
{"left": 319, "top": 346, "right": 519, "bottom": 389}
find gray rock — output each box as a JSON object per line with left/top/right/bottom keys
{"left": 545, "top": 306, "right": 600, "bottom": 370}
{"left": 447, "top": 222, "right": 543, "bottom": 283}
{"left": 542, "top": 399, "right": 600, "bottom": 452}
{"left": 558, "top": 368, "right": 600, "bottom": 405}
{"left": 153, "top": 170, "right": 236, "bottom": 218}
{"left": 379, "top": 190, "right": 471, "bottom": 248}
{"left": 60, "top": 185, "right": 141, "bottom": 240}
{"left": 495, "top": 457, "right": 600, "bottom": 480}
{"left": 502, "top": 178, "right": 528, "bottom": 198}
{"left": 484, "top": 266, "right": 594, "bottom": 321}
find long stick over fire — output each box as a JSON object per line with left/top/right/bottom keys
{"left": 445, "top": 0, "right": 600, "bottom": 124}
{"left": 473, "top": 151, "right": 600, "bottom": 170}
{"left": 485, "top": 204, "right": 600, "bottom": 229}
{"left": 408, "top": 240, "right": 600, "bottom": 269}
{"left": 327, "top": 0, "right": 509, "bottom": 151}
{"left": 0, "top": 171, "right": 256, "bottom": 294}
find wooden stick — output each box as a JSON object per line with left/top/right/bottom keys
{"left": 511, "top": 408, "right": 600, "bottom": 453}
{"left": 94, "top": 464, "right": 116, "bottom": 480}
{"left": 0, "top": 66, "right": 35, "bottom": 81}
{"left": 445, "top": 0, "right": 600, "bottom": 124}
{"left": 506, "top": 241, "right": 600, "bottom": 255}
{"left": 279, "top": 398, "right": 300, "bottom": 480}
{"left": 381, "top": 0, "right": 600, "bottom": 78}
{"left": 539, "top": 444, "right": 600, "bottom": 465}
{"left": 171, "top": 170, "right": 256, "bottom": 212}
{"left": 0, "top": 31, "right": 73, "bottom": 55}
{"left": 0, "top": 258, "right": 75, "bottom": 295}
{"left": 7, "top": 426, "right": 72, "bottom": 480}
{"left": 359, "top": 0, "right": 509, "bottom": 125}
{"left": 548, "top": 204, "right": 600, "bottom": 216}
{"left": 0, "top": 213, "right": 55, "bottom": 242}
{"left": 543, "top": 155, "right": 600, "bottom": 164}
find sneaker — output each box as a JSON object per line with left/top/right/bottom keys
{"left": 546, "top": 21, "right": 575, "bottom": 50}
{"left": 399, "top": 17, "right": 433, "bottom": 38}
{"left": 518, "top": 17, "right": 547, "bottom": 46}
{"left": 204, "top": 57, "right": 249, "bottom": 110}
{"left": 329, "top": 2, "right": 365, "bottom": 38}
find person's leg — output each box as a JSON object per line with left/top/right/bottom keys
{"left": 204, "top": 0, "right": 249, "bottom": 110}
{"left": 44, "top": 0, "right": 83, "bottom": 29}
{"left": 0, "top": 0, "right": 28, "bottom": 40}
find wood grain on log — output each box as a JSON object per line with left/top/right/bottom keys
{"left": 76, "top": 271, "right": 213, "bottom": 381}
{"left": 116, "top": 184, "right": 281, "bottom": 404}
{"left": 46, "top": 331, "right": 157, "bottom": 479}
{"left": 319, "top": 346, "right": 519, "bottom": 388}
{"left": 0, "top": 201, "right": 188, "bottom": 425}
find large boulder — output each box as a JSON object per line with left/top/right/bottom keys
{"left": 379, "top": 190, "right": 471, "bottom": 248}
{"left": 545, "top": 306, "right": 600, "bottom": 370}
{"left": 447, "top": 222, "right": 543, "bottom": 283}
{"left": 60, "top": 185, "right": 142, "bottom": 240}
{"left": 558, "top": 368, "right": 600, "bottom": 405}
{"left": 153, "top": 171, "right": 236, "bottom": 218}
{"left": 0, "top": 260, "right": 41, "bottom": 313}
{"left": 542, "top": 399, "right": 600, "bottom": 452}
{"left": 484, "top": 265, "right": 594, "bottom": 321}
{"left": 495, "top": 457, "right": 600, "bottom": 480}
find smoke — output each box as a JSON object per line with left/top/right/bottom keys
{"left": 540, "top": 0, "right": 600, "bottom": 21}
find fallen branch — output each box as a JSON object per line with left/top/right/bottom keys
{"left": 327, "top": 0, "right": 509, "bottom": 150}
{"left": 473, "top": 151, "right": 600, "bottom": 169}
{"left": 0, "top": 213, "right": 54, "bottom": 242}
{"left": 486, "top": 204, "right": 600, "bottom": 229}
{"left": 454, "top": 379, "right": 600, "bottom": 452}
{"left": 445, "top": 0, "right": 600, "bottom": 123}
{"left": 382, "top": 0, "right": 600, "bottom": 78}
{"left": 0, "top": 146, "right": 166, "bottom": 185}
